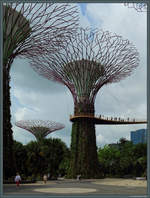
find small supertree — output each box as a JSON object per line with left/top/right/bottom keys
{"left": 15, "top": 120, "right": 65, "bottom": 142}
{"left": 30, "top": 28, "right": 140, "bottom": 178}
{"left": 124, "top": 2, "right": 147, "bottom": 12}
{"left": 3, "top": 3, "right": 79, "bottom": 179}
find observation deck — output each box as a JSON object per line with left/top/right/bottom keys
{"left": 70, "top": 114, "right": 147, "bottom": 125}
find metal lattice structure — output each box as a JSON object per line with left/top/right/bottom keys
{"left": 15, "top": 120, "right": 65, "bottom": 141}
{"left": 30, "top": 28, "right": 139, "bottom": 105}
{"left": 3, "top": 3, "right": 79, "bottom": 66}
{"left": 124, "top": 2, "right": 147, "bottom": 12}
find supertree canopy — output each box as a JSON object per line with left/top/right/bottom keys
{"left": 15, "top": 120, "right": 65, "bottom": 142}
{"left": 124, "top": 2, "right": 147, "bottom": 12}
{"left": 3, "top": 3, "right": 79, "bottom": 67}
{"left": 3, "top": 2, "right": 79, "bottom": 179}
{"left": 30, "top": 28, "right": 140, "bottom": 178}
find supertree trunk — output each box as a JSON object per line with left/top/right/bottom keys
{"left": 69, "top": 102, "right": 101, "bottom": 178}
{"left": 3, "top": 61, "right": 16, "bottom": 179}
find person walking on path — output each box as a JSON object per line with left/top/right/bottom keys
{"left": 43, "top": 174, "right": 48, "bottom": 184}
{"left": 15, "top": 173, "right": 21, "bottom": 187}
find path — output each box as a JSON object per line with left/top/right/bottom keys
{"left": 3, "top": 178, "right": 147, "bottom": 196}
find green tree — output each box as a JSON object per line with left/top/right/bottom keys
{"left": 132, "top": 143, "right": 147, "bottom": 177}
{"left": 98, "top": 145, "right": 120, "bottom": 176}
{"left": 25, "top": 138, "right": 69, "bottom": 179}
{"left": 13, "top": 140, "right": 28, "bottom": 178}
{"left": 118, "top": 139, "right": 134, "bottom": 176}
{"left": 98, "top": 138, "right": 147, "bottom": 178}
{"left": 25, "top": 141, "right": 43, "bottom": 178}
{"left": 58, "top": 145, "right": 70, "bottom": 177}
{"left": 41, "top": 138, "right": 69, "bottom": 178}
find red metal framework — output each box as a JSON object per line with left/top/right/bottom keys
{"left": 124, "top": 2, "right": 147, "bottom": 12}
{"left": 15, "top": 120, "right": 65, "bottom": 141}
{"left": 30, "top": 28, "right": 140, "bottom": 105}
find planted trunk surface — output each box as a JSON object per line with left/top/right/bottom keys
{"left": 68, "top": 102, "right": 103, "bottom": 178}
{"left": 3, "top": 65, "right": 16, "bottom": 179}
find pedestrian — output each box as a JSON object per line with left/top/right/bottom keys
{"left": 77, "top": 174, "right": 81, "bottom": 181}
{"left": 43, "top": 174, "right": 47, "bottom": 184}
{"left": 15, "top": 173, "right": 21, "bottom": 187}
{"left": 47, "top": 173, "right": 50, "bottom": 180}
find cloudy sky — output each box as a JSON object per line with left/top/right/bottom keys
{"left": 10, "top": 3, "right": 147, "bottom": 148}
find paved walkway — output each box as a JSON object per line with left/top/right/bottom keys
{"left": 3, "top": 178, "right": 147, "bottom": 196}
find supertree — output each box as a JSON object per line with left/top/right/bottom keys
{"left": 30, "top": 28, "right": 140, "bottom": 178}
{"left": 124, "top": 2, "right": 147, "bottom": 12}
{"left": 15, "top": 120, "right": 65, "bottom": 142}
{"left": 3, "top": 3, "right": 79, "bottom": 179}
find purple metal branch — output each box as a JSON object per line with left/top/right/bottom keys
{"left": 15, "top": 120, "right": 65, "bottom": 140}
{"left": 30, "top": 28, "right": 139, "bottom": 104}
{"left": 124, "top": 2, "right": 147, "bottom": 12}
{"left": 3, "top": 3, "right": 79, "bottom": 67}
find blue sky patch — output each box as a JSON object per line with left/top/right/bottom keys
{"left": 78, "top": 3, "right": 87, "bottom": 16}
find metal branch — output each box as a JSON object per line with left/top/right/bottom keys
{"left": 124, "top": 3, "right": 147, "bottom": 12}
{"left": 15, "top": 120, "right": 65, "bottom": 141}
{"left": 30, "top": 28, "right": 140, "bottom": 104}
{"left": 3, "top": 3, "right": 79, "bottom": 67}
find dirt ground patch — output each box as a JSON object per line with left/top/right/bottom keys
{"left": 92, "top": 178, "right": 147, "bottom": 187}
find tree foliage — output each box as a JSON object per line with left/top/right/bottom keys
{"left": 13, "top": 137, "right": 147, "bottom": 180}
{"left": 13, "top": 138, "right": 70, "bottom": 180}
{"left": 98, "top": 138, "right": 147, "bottom": 177}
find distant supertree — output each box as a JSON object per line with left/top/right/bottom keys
{"left": 124, "top": 2, "right": 147, "bottom": 12}
{"left": 30, "top": 28, "right": 139, "bottom": 178}
{"left": 3, "top": 3, "right": 79, "bottom": 179}
{"left": 15, "top": 120, "right": 65, "bottom": 142}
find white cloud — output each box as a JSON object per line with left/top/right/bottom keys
{"left": 96, "top": 123, "right": 146, "bottom": 148}
{"left": 96, "top": 133, "right": 108, "bottom": 147}
{"left": 14, "top": 107, "right": 29, "bottom": 121}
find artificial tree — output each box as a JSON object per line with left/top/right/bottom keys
{"left": 30, "top": 28, "right": 140, "bottom": 178}
{"left": 3, "top": 2, "right": 78, "bottom": 179}
{"left": 15, "top": 120, "right": 65, "bottom": 142}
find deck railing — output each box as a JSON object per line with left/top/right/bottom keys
{"left": 70, "top": 114, "right": 147, "bottom": 123}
